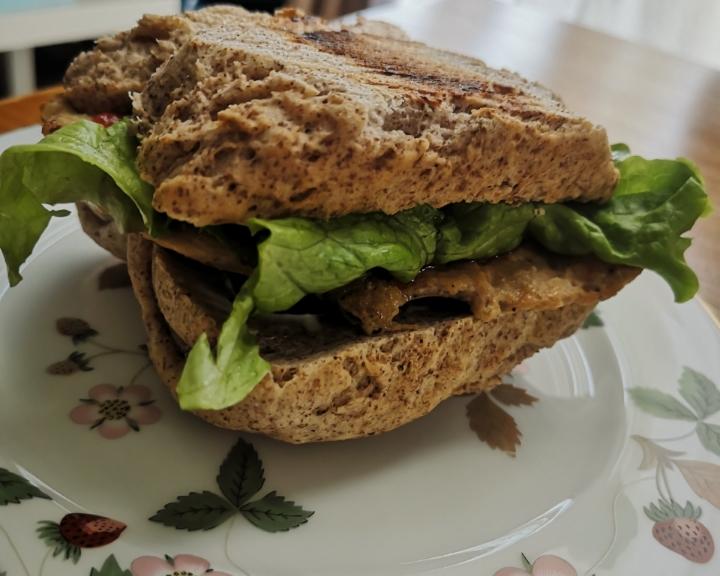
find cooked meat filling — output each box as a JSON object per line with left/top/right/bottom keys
{"left": 152, "top": 243, "right": 639, "bottom": 350}
{"left": 333, "top": 245, "right": 639, "bottom": 334}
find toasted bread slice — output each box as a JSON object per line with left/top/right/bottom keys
{"left": 63, "top": 6, "right": 318, "bottom": 114}
{"left": 60, "top": 6, "right": 616, "bottom": 225}
{"left": 127, "top": 234, "right": 638, "bottom": 443}
{"left": 61, "top": 7, "right": 402, "bottom": 115}
{"left": 131, "top": 9, "right": 617, "bottom": 226}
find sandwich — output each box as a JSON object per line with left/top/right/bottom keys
{"left": 0, "top": 7, "right": 710, "bottom": 443}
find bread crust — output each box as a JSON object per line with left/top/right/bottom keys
{"left": 127, "top": 234, "right": 637, "bottom": 443}
{"left": 59, "top": 6, "right": 617, "bottom": 226}
{"left": 62, "top": 7, "right": 290, "bottom": 114}
{"left": 133, "top": 11, "right": 617, "bottom": 225}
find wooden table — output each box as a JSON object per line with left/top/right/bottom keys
{"left": 1, "top": 0, "right": 718, "bottom": 313}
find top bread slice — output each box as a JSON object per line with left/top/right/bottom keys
{"left": 61, "top": 6, "right": 617, "bottom": 226}
{"left": 61, "top": 6, "right": 405, "bottom": 117}
{"left": 129, "top": 9, "right": 616, "bottom": 225}
{"left": 62, "top": 6, "right": 343, "bottom": 114}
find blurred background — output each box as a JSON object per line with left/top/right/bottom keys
{"left": 0, "top": 0, "right": 384, "bottom": 98}
{"left": 1, "top": 0, "right": 719, "bottom": 98}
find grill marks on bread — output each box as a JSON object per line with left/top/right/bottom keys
{"left": 84, "top": 7, "right": 615, "bottom": 226}
{"left": 62, "top": 7, "right": 329, "bottom": 115}
{"left": 302, "top": 30, "right": 542, "bottom": 110}
{"left": 60, "top": 6, "right": 617, "bottom": 226}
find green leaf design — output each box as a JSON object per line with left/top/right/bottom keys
{"left": 0, "top": 467, "right": 50, "bottom": 505}
{"left": 89, "top": 555, "right": 132, "bottom": 576}
{"left": 217, "top": 438, "right": 265, "bottom": 507}
{"left": 644, "top": 501, "right": 665, "bottom": 522}
{"left": 643, "top": 499, "right": 701, "bottom": 522}
{"left": 628, "top": 388, "right": 697, "bottom": 421}
{"left": 683, "top": 501, "right": 701, "bottom": 519}
{"left": 521, "top": 553, "right": 533, "bottom": 571}
{"left": 37, "top": 521, "right": 81, "bottom": 563}
{"left": 679, "top": 367, "right": 720, "bottom": 419}
{"left": 582, "top": 311, "right": 604, "bottom": 329}
{"left": 68, "top": 351, "right": 93, "bottom": 372}
{"left": 697, "top": 422, "right": 720, "bottom": 457}
{"left": 671, "top": 500, "right": 685, "bottom": 517}
{"left": 240, "top": 491, "right": 314, "bottom": 532}
{"left": 149, "top": 491, "right": 235, "bottom": 531}
{"left": 151, "top": 439, "right": 314, "bottom": 534}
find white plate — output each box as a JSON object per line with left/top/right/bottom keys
{"left": 1, "top": 127, "right": 719, "bottom": 576}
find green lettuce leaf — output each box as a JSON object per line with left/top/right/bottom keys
{"left": 529, "top": 152, "right": 709, "bottom": 302}
{"left": 249, "top": 205, "right": 439, "bottom": 312}
{"left": 436, "top": 203, "right": 535, "bottom": 264}
{"left": 177, "top": 148, "right": 710, "bottom": 409}
{"left": 0, "top": 119, "right": 154, "bottom": 285}
{"left": 177, "top": 206, "right": 441, "bottom": 409}
{"left": 177, "top": 283, "right": 270, "bottom": 411}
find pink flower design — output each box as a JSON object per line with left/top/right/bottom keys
{"left": 70, "top": 384, "right": 161, "bottom": 439}
{"left": 494, "top": 554, "right": 577, "bottom": 576}
{"left": 130, "top": 554, "right": 231, "bottom": 576}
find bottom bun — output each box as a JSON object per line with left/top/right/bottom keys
{"left": 126, "top": 233, "right": 638, "bottom": 443}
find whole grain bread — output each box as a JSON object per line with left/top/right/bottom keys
{"left": 127, "top": 234, "right": 637, "bottom": 443}
{"left": 60, "top": 6, "right": 617, "bottom": 225}
{"left": 62, "top": 7, "right": 399, "bottom": 115}
{"left": 131, "top": 9, "right": 617, "bottom": 226}
{"left": 40, "top": 95, "right": 90, "bottom": 135}
{"left": 63, "top": 6, "right": 308, "bottom": 114}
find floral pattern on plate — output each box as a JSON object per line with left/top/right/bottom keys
{"left": 37, "top": 513, "right": 127, "bottom": 563}
{"left": 130, "top": 554, "right": 232, "bottom": 576}
{"left": 47, "top": 316, "right": 147, "bottom": 375}
{"left": 628, "top": 367, "right": 720, "bottom": 564}
{"left": 495, "top": 553, "right": 578, "bottom": 576}
{"left": 69, "top": 384, "right": 161, "bottom": 439}
{"left": 1, "top": 221, "right": 720, "bottom": 575}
